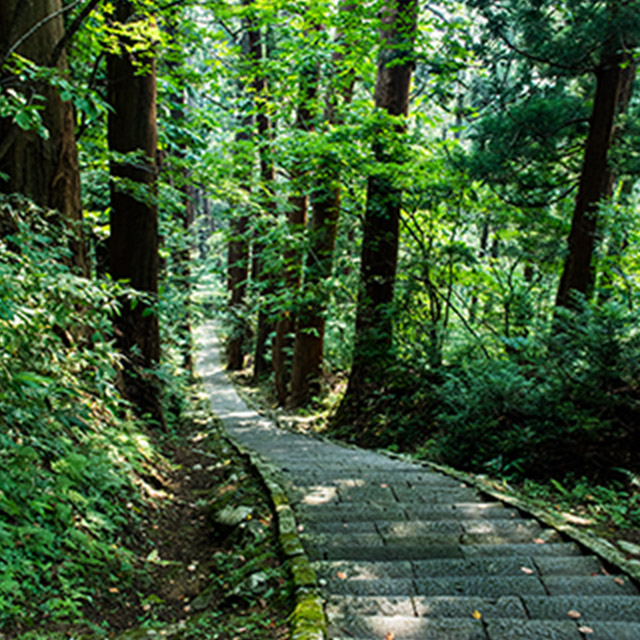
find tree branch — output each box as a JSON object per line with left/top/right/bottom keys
{"left": 1, "top": 0, "right": 84, "bottom": 68}
{"left": 49, "top": 0, "right": 102, "bottom": 67}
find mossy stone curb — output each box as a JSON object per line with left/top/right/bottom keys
{"left": 221, "top": 434, "right": 328, "bottom": 640}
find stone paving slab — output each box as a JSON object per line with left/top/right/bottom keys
{"left": 461, "top": 542, "right": 582, "bottom": 557}
{"left": 196, "top": 324, "right": 640, "bottom": 640}
{"left": 542, "top": 574, "right": 638, "bottom": 595}
{"left": 485, "top": 620, "right": 582, "bottom": 640}
{"left": 329, "top": 615, "right": 488, "bottom": 640}
{"left": 521, "top": 595, "right": 640, "bottom": 621}
{"left": 315, "top": 560, "right": 414, "bottom": 580}
{"left": 413, "top": 595, "right": 527, "bottom": 619}
{"left": 325, "top": 594, "right": 415, "bottom": 617}
{"left": 414, "top": 575, "right": 547, "bottom": 597}
{"left": 571, "top": 622, "right": 640, "bottom": 639}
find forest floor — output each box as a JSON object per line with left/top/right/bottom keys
{"left": 9, "top": 390, "right": 292, "bottom": 640}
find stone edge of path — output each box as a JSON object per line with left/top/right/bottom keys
{"left": 419, "top": 457, "right": 640, "bottom": 583}
{"left": 220, "top": 430, "right": 328, "bottom": 640}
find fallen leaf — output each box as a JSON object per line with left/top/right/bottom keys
{"left": 108, "top": 587, "right": 119, "bottom": 594}
{"left": 337, "top": 571, "right": 348, "bottom": 580}
{"left": 578, "top": 626, "right": 594, "bottom": 634}
{"left": 567, "top": 610, "right": 581, "bottom": 619}
{"left": 520, "top": 566, "right": 534, "bottom": 575}
{"left": 471, "top": 609, "right": 482, "bottom": 620}
{"left": 533, "top": 538, "right": 546, "bottom": 544}
{"left": 385, "top": 633, "right": 395, "bottom": 640}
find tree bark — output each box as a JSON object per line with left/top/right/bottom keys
{"left": 165, "top": 16, "right": 194, "bottom": 371}
{"left": 288, "top": 1, "right": 356, "bottom": 408}
{"left": 272, "top": 44, "right": 319, "bottom": 403}
{"left": 227, "top": 113, "right": 251, "bottom": 370}
{"left": 107, "top": 0, "right": 163, "bottom": 425}
{"left": 251, "top": 19, "right": 277, "bottom": 379}
{"left": 0, "top": 0, "right": 88, "bottom": 276}
{"left": 227, "top": 21, "right": 255, "bottom": 371}
{"left": 288, "top": 183, "right": 340, "bottom": 407}
{"left": 555, "top": 46, "right": 636, "bottom": 308}
{"left": 339, "top": 0, "right": 418, "bottom": 411}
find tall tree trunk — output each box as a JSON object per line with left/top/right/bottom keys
{"left": 107, "top": 0, "right": 163, "bottom": 425}
{"left": 0, "top": 0, "right": 88, "bottom": 276}
{"left": 338, "top": 0, "right": 418, "bottom": 414}
{"left": 165, "top": 17, "right": 194, "bottom": 371}
{"left": 252, "top": 21, "right": 277, "bottom": 379}
{"left": 288, "top": 182, "right": 340, "bottom": 407}
{"left": 555, "top": 46, "right": 636, "bottom": 308}
{"left": 271, "top": 22, "right": 321, "bottom": 404}
{"left": 288, "top": 1, "right": 356, "bottom": 408}
{"left": 226, "top": 17, "right": 256, "bottom": 372}
{"left": 227, "top": 111, "right": 252, "bottom": 370}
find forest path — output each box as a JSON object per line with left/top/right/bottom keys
{"left": 195, "top": 321, "right": 640, "bottom": 640}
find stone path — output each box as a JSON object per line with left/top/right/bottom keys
{"left": 196, "top": 323, "right": 640, "bottom": 640}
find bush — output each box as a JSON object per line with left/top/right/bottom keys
{"left": 424, "top": 300, "right": 640, "bottom": 480}
{"left": 0, "top": 195, "right": 154, "bottom": 629}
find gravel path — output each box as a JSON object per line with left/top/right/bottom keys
{"left": 196, "top": 322, "right": 640, "bottom": 640}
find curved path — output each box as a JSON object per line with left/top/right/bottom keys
{"left": 196, "top": 322, "right": 640, "bottom": 640}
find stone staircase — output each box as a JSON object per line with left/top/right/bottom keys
{"left": 195, "top": 324, "right": 640, "bottom": 640}
{"left": 284, "top": 462, "right": 640, "bottom": 640}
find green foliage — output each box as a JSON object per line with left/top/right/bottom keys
{"left": 0, "top": 196, "right": 154, "bottom": 630}
{"left": 420, "top": 299, "right": 640, "bottom": 480}
{"left": 519, "top": 475, "right": 640, "bottom": 530}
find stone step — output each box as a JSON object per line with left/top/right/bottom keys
{"left": 286, "top": 468, "right": 466, "bottom": 486}
{"left": 323, "top": 575, "right": 549, "bottom": 597}
{"left": 295, "top": 502, "right": 521, "bottom": 523}
{"left": 315, "top": 555, "right": 605, "bottom": 581}
{"left": 302, "top": 525, "right": 563, "bottom": 560}
{"left": 325, "top": 595, "right": 526, "bottom": 618}
{"left": 327, "top": 593, "right": 640, "bottom": 621}
{"left": 521, "top": 594, "right": 640, "bottom": 621}
{"left": 308, "top": 517, "right": 542, "bottom": 536}
{"left": 306, "top": 540, "right": 582, "bottom": 562}
{"left": 329, "top": 614, "right": 603, "bottom": 639}
{"left": 321, "top": 572, "right": 638, "bottom": 598}
{"left": 289, "top": 483, "right": 483, "bottom": 505}
{"left": 461, "top": 542, "right": 582, "bottom": 557}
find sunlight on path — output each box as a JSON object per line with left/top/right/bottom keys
{"left": 195, "top": 320, "right": 640, "bottom": 640}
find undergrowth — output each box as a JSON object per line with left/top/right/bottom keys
{"left": 0, "top": 195, "right": 152, "bottom": 630}
{"left": 0, "top": 195, "right": 292, "bottom": 638}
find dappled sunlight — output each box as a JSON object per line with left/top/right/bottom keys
{"left": 301, "top": 485, "right": 340, "bottom": 505}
